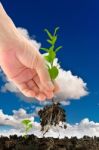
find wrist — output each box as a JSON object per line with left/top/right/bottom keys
{"left": 0, "top": 3, "right": 11, "bottom": 24}
{"left": 0, "top": 5, "right": 22, "bottom": 51}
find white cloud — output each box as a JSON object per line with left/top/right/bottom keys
{"left": 0, "top": 108, "right": 99, "bottom": 138}
{"left": 55, "top": 68, "right": 88, "bottom": 101}
{"left": 65, "top": 118, "right": 99, "bottom": 138}
{"left": 1, "top": 81, "right": 19, "bottom": 93}
{"left": 0, "top": 108, "right": 34, "bottom": 128}
{"left": 0, "top": 27, "right": 88, "bottom": 104}
{"left": 60, "top": 101, "right": 70, "bottom": 106}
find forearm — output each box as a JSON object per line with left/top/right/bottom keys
{"left": 0, "top": 3, "right": 21, "bottom": 50}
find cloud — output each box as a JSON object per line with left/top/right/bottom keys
{"left": 0, "top": 27, "right": 88, "bottom": 104}
{"left": 0, "top": 108, "right": 99, "bottom": 138}
{"left": 0, "top": 108, "right": 43, "bottom": 137}
{"left": 1, "top": 81, "right": 19, "bottom": 93}
{"left": 0, "top": 108, "right": 34, "bottom": 128}
{"left": 65, "top": 118, "right": 99, "bottom": 138}
{"left": 60, "top": 101, "right": 70, "bottom": 106}
{"left": 55, "top": 67, "right": 88, "bottom": 102}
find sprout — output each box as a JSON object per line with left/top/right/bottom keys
{"left": 40, "top": 27, "right": 62, "bottom": 80}
{"left": 21, "top": 119, "right": 33, "bottom": 139}
{"left": 39, "top": 28, "right": 67, "bottom": 136}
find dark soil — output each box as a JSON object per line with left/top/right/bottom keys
{"left": 38, "top": 102, "right": 67, "bottom": 135}
{"left": 0, "top": 134, "right": 99, "bottom": 150}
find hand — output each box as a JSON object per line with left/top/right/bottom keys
{"left": 0, "top": 3, "right": 59, "bottom": 101}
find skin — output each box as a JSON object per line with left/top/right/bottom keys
{"left": 0, "top": 3, "right": 59, "bottom": 101}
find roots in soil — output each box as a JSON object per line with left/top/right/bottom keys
{"left": 38, "top": 99, "right": 67, "bottom": 135}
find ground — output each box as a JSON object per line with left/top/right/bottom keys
{"left": 0, "top": 134, "right": 99, "bottom": 150}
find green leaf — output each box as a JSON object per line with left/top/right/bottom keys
{"left": 47, "top": 39, "right": 52, "bottom": 45}
{"left": 52, "top": 36, "right": 57, "bottom": 44}
{"left": 44, "top": 50, "right": 56, "bottom": 63}
{"left": 49, "top": 50, "right": 56, "bottom": 61}
{"left": 26, "top": 124, "right": 33, "bottom": 132}
{"left": 48, "top": 66, "right": 59, "bottom": 80}
{"left": 44, "top": 55, "right": 51, "bottom": 63}
{"left": 40, "top": 47, "right": 49, "bottom": 52}
{"left": 49, "top": 45, "right": 54, "bottom": 51}
{"left": 55, "top": 46, "right": 62, "bottom": 52}
{"left": 54, "top": 27, "right": 60, "bottom": 36}
{"left": 22, "top": 119, "right": 31, "bottom": 126}
{"left": 44, "top": 55, "right": 53, "bottom": 63}
{"left": 44, "top": 29, "right": 53, "bottom": 39}
{"left": 28, "top": 123, "right": 33, "bottom": 128}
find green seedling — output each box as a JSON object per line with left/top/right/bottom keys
{"left": 21, "top": 119, "right": 33, "bottom": 139}
{"left": 40, "top": 27, "right": 62, "bottom": 80}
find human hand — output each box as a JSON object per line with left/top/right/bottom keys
{"left": 0, "top": 3, "right": 59, "bottom": 101}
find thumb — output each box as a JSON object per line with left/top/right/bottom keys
{"left": 36, "top": 56, "right": 54, "bottom": 91}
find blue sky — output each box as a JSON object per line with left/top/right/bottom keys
{"left": 0, "top": 0, "right": 99, "bottom": 125}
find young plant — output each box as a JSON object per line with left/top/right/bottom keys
{"left": 39, "top": 28, "right": 67, "bottom": 136}
{"left": 40, "top": 27, "right": 62, "bottom": 80}
{"left": 21, "top": 119, "right": 33, "bottom": 139}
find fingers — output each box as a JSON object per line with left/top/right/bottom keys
{"left": 36, "top": 57, "right": 54, "bottom": 91}
{"left": 10, "top": 67, "right": 59, "bottom": 100}
{"left": 16, "top": 82, "right": 36, "bottom": 97}
{"left": 15, "top": 81, "right": 43, "bottom": 100}
{"left": 35, "top": 93, "right": 46, "bottom": 101}
{"left": 27, "top": 79, "right": 39, "bottom": 95}
{"left": 27, "top": 79, "right": 47, "bottom": 101}
{"left": 10, "top": 68, "right": 35, "bottom": 84}
{"left": 12, "top": 78, "right": 59, "bottom": 100}
{"left": 33, "top": 73, "right": 54, "bottom": 99}
{"left": 14, "top": 79, "right": 47, "bottom": 100}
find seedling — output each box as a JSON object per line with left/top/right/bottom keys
{"left": 39, "top": 27, "right": 67, "bottom": 136}
{"left": 40, "top": 27, "right": 62, "bottom": 80}
{"left": 21, "top": 119, "right": 33, "bottom": 139}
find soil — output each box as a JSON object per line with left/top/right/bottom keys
{"left": 38, "top": 102, "right": 67, "bottom": 135}
{"left": 0, "top": 134, "right": 99, "bottom": 150}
